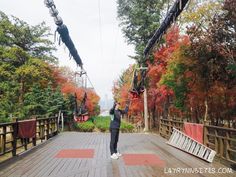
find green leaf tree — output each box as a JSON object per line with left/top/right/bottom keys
{"left": 117, "top": 0, "right": 166, "bottom": 60}
{"left": 0, "top": 11, "right": 57, "bottom": 63}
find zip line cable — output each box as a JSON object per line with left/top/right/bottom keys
{"left": 112, "top": 23, "right": 119, "bottom": 62}
{"left": 98, "top": 0, "right": 103, "bottom": 61}
{"left": 85, "top": 72, "right": 95, "bottom": 90}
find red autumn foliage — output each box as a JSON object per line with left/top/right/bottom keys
{"left": 52, "top": 66, "right": 100, "bottom": 116}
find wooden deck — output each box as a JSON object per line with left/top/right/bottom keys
{"left": 0, "top": 132, "right": 234, "bottom": 177}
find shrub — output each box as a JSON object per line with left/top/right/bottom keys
{"left": 93, "top": 116, "right": 134, "bottom": 132}
{"left": 93, "top": 116, "right": 110, "bottom": 132}
{"left": 120, "top": 122, "right": 135, "bottom": 133}
{"left": 0, "top": 117, "right": 10, "bottom": 123}
{"left": 75, "top": 116, "right": 135, "bottom": 133}
{"left": 75, "top": 120, "right": 95, "bottom": 132}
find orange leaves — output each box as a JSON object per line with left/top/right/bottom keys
{"left": 52, "top": 66, "right": 100, "bottom": 116}
{"left": 61, "top": 83, "right": 76, "bottom": 94}
{"left": 165, "top": 25, "right": 180, "bottom": 47}
{"left": 156, "top": 85, "right": 174, "bottom": 102}
{"left": 129, "top": 98, "right": 144, "bottom": 115}
{"left": 147, "top": 65, "right": 163, "bottom": 88}
{"left": 85, "top": 90, "right": 100, "bottom": 115}
{"left": 51, "top": 67, "right": 67, "bottom": 86}
{"left": 153, "top": 26, "right": 179, "bottom": 64}
{"left": 120, "top": 85, "right": 129, "bottom": 102}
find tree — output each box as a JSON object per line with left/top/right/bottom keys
{"left": 160, "top": 32, "right": 190, "bottom": 111}
{"left": 0, "top": 12, "right": 57, "bottom": 121}
{"left": 117, "top": 0, "right": 166, "bottom": 60}
{"left": 180, "top": 0, "right": 223, "bottom": 31}
{"left": 23, "top": 84, "right": 46, "bottom": 117}
{"left": 114, "top": 0, "right": 236, "bottom": 128}
{"left": 0, "top": 12, "right": 100, "bottom": 122}
{"left": 0, "top": 11, "right": 57, "bottom": 63}
{"left": 184, "top": 0, "right": 236, "bottom": 124}
{"left": 23, "top": 84, "right": 65, "bottom": 118}
{"left": 86, "top": 89, "right": 100, "bottom": 116}
{"left": 147, "top": 26, "right": 182, "bottom": 121}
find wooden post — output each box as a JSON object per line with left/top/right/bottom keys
{"left": 0, "top": 128, "right": 2, "bottom": 153}
{"left": 214, "top": 129, "right": 218, "bottom": 154}
{"left": 49, "top": 118, "right": 51, "bottom": 136}
{"left": 219, "top": 137, "right": 224, "bottom": 158}
{"left": 39, "top": 120, "right": 43, "bottom": 142}
{"left": 159, "top": 117, "right": 161, "bottom": 134}
{"left": 3, "top": 126, "right": 6, "bottom": 154}
{"left": 24, "top": 138, "right": 27, "bottom": 150}
{"left": 12, "top": 119, "right": 18, "bottom": 156}
{"left": 168, "top": 119, "right": 171, "bottom": 138}
{"left": 46, "top": 119, "right": 49, "bottom": 140}
{"left": 143, "top": 88, "right": 149, "bottom": 132}
{"left": 225, "top": 131, "right": 230, "bottom": 160}
{"left": 33, "top": 118, "right": 37, "bottom": 146}
{"left": 204, "top": 99, "right": 208, "bottom": 122}
{"left": 57, "top": 110, "right": 61, "bottom": 132}
{"left": 203, "top": 121, "right": 207, "bottom": 146}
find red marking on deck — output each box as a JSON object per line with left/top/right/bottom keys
{"left": 123, "top": 154, "right": 165, "bottom": 167}
{"left": 55, "top": 149, "right": 94, "bottom": 158}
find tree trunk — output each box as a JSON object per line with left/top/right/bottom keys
{"left": 19, "top": 78, "right": 25, "bottom": 105}
{"left": 163, "top": 95, "right": 170, "bottom": 119}
{"left": 224, "top": 90, "right": 231, "bottom": 128}
{"left": 152, "top": 106, "right": 156, "bottom": 128}
{"left": 204, "top": 98, "right": 208, "bottom": 122}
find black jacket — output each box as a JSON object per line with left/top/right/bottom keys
{"left": 109, "top": 105, "right": 129, "bottom": 129}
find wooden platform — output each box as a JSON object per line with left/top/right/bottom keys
{"left": 0, "top": 132, "right": 234, "bottom": 177}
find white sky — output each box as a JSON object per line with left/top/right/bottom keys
{"left": 0, "top": 0, "right": 135, "bottom": 101}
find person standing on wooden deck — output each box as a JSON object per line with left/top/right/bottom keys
{"left": 109, "top": 101, "right": 129, "bottom": 160}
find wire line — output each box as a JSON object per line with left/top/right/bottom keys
{"left": 98, "top": 0, "right": 103, "bottom": 60}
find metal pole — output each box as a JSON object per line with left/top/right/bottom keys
{"left": 61, "top": 113, "right": 64, "bottom": 131}
{"left": 143, "top": 87, "right": 149, "bottom": 132}
{"left": 136, "top": 66, "right": 149, "bottom": 132}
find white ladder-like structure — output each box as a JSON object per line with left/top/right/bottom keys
{"left": 167, "top": 128, "right": 216, "bottom": 162}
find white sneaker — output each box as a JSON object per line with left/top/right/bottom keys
{"left": 116, "top": 152, "right": 122, "bottom": 157}
{"left": 111, "top": 153, "right": 119, "bottom": 160}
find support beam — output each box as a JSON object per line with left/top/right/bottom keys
{"left": 143, "top": 88, "right": 149, "bottom": 132}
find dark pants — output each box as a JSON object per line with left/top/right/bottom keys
{"left": 110, "top": 128, "right": 120, "bottom": 155}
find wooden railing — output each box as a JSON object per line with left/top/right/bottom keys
{"left": 204, "top": 125, "right": 236, "bottom": 164}
{"left": 159, "top": 118, "right": 184, "bottom": 139}
{"left": 159, "top": 118, "right": 236, "bottom": 164}
{"left": 0, "top": 117, "right": 58, "bottom": 159}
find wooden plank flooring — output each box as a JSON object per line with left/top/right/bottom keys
{"left": 0, "top": 132, "right": 234, "bottom": 177}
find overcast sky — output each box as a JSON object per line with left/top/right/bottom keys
{"left": 0, "top": 0, "right": 135, "bottom": 101}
